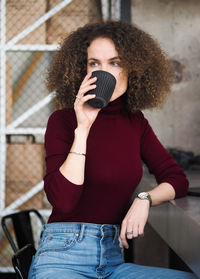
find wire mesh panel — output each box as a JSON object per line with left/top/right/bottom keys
{"left": 46, "top": 0, "right": 102, "bottom": 43}
{"left": 0, "top": 0, "right": 102, "bottom": 271}
{"left": 6, "top": 0, "right": 47, "bottom": 44}
{"left": 6, "top": 135, "right": 45, "bottom": 209}
{"left": 7, "top": 51, "right": 54, "bottom": 127}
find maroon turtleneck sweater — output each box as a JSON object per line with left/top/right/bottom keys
{"left": 44, "top": 96, "right": 188, "bottom": 224}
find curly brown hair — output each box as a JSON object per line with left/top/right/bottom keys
{"left": 46, "top": 21, "right": 173, "bottom": 112}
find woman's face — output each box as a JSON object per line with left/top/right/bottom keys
{"left": 87, "top": 37, "right": 128, "bottom": 102}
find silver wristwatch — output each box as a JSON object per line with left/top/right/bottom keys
{"left": 137, "top": 192, "right": 152, "bottom": 207}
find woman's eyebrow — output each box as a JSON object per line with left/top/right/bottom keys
{"left": 87, "top": 58, "right": 99, "bottom": 61}
{"left": 88, "top": 56, "right": 120, "bottom": 61}
{"left": 109, "top": 56, "right": 121, "bottom": 61}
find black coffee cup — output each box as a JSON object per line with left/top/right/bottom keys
{"left": 86, "top": 70, "right": 116, "bottom": 108}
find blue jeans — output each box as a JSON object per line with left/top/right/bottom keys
{"left": 28, "top": 222, "right": 196, "bottom": 279}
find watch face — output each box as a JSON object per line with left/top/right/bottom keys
{"left": 138, "top": 192, "right": 148, "bottom": 199}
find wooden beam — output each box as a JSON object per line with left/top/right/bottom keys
{"left": 0, "top": 228, "right": 14, "bottom": 252}
{"left": 12, "top": 51, "right": 43, "bottom": 104}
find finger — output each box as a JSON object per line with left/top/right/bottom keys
{"left": 138, "top": 222, "right": 145, "bottom": 237}
{"left": 74, "top": 94, "right": 96, "bottom": 108}
{"left": 80, "top": 94, "right": 96, "bottom": 104}
{"left": 76, "top": 93, "right": 96, "bottom": 103}
{"left": 79, "top": 72, "right": 97, "bottom": 91}
{"left": 77, "top": 83, "right": 96, "bottom": 98}
{"left": 80, "top": 76, "right": 97, "bottom": 91}
{"left": 82, "top": 72, "right": 92, "bottom": 83}
{"left": 126, "top": 221, "right": 134, "bottom": 240}
{"left": 120, "top": 222, "right": 129, "bottom": 249}
{"left": 75, "top": 73, "right": 93, "bottom": 99}
{"left": 132, "top": 223, "right": 139, "bottom": 238}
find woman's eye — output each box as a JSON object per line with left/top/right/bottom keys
{"left": 89, "top": 61, "right": 98, "bottom": 67}
{"left": 111, "top": 61, "right": 120, "bottom": 66}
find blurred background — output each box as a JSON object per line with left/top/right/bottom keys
{"left": 0, "top": 0, "right": 199, "bottom": 274}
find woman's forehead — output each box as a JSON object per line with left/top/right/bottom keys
{"left": 87, "top": 37, "right": 118, "bottom": 58}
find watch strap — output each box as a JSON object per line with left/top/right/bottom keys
{"left": 137, "top": 192, "right": 152, "bottom": 207}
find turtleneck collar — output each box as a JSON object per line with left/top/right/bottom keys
{"left": 100, "top": 95, "right": 125, "bottom": 114}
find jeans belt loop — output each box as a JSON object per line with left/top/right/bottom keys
{"left": 113, "top": 225, "right": 119, "bottom": 244}
{"left": 77, "top": 224, "right": 85, "bottom": 242}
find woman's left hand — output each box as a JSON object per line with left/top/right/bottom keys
{"left": 120, "top": 198, "right": 150, "bottom": 249}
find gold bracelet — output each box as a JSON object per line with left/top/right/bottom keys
{"left": 69, "top": 151, "right": 86, "bottom": 156}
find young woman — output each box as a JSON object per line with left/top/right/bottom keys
{"left": 28, "top": 21, "right": 196, "bottom": 279}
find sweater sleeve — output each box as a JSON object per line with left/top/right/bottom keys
{"left": 139, "top": 112, "right": 189, "bottom": 198}
{"left": 44, "top": 109, "right": 83, "bottom": 214}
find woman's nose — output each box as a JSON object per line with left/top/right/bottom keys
{"left": 101, "top": 64, "right": 109, "bottom": 72}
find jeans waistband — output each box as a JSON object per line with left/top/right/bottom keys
{"left": 43, "top": 222, "right": 120, "bottom": 241}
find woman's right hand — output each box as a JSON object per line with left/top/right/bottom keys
{"left": 74, "top": 72, "right": 100, "bottom": 133}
